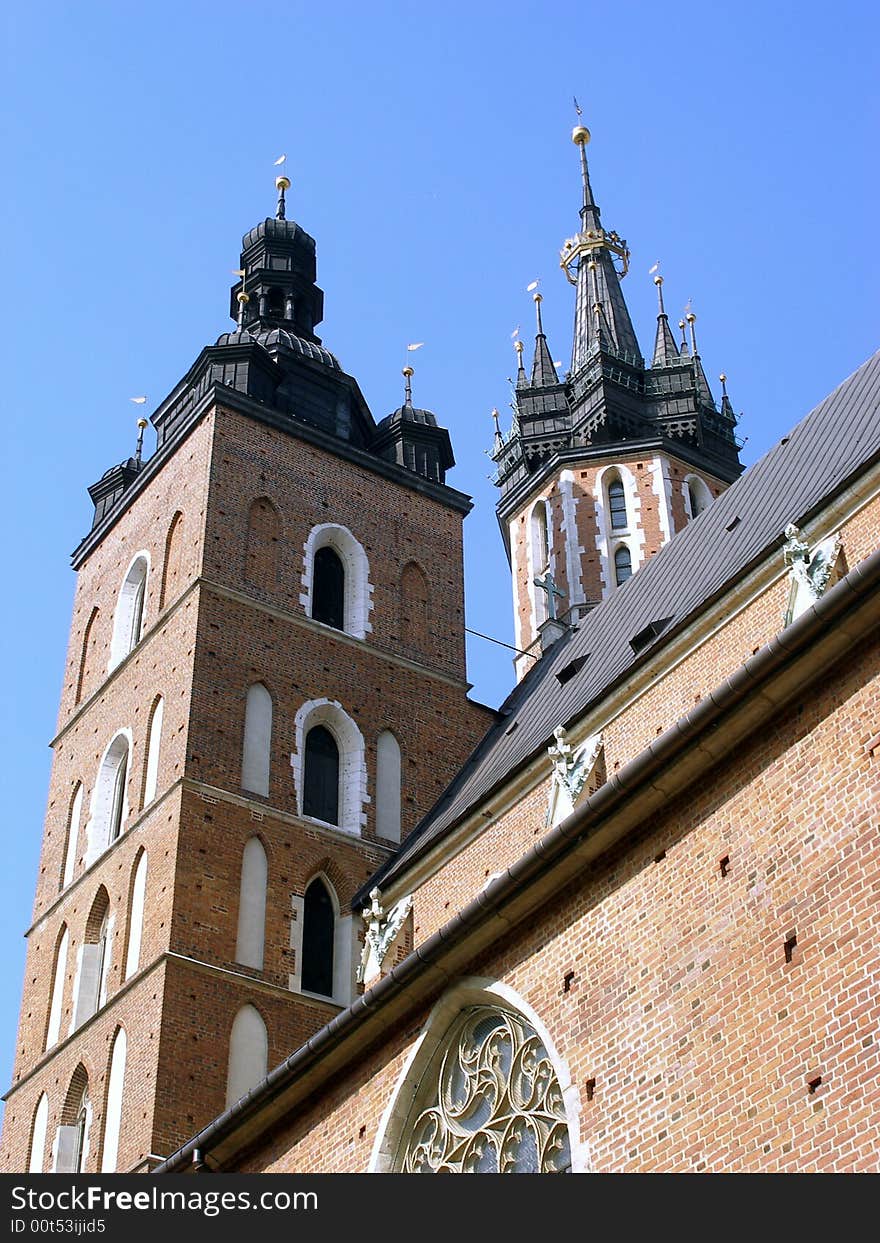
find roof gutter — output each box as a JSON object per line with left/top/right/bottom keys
{"left": 153, "top": 545, "right": 880, "bottom": 1172}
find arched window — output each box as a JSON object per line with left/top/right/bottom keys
{"left": 225, "top": 1005, "right": 268, "bottom": 1109}
{"left": 61, "top": 782, "right": 83, "bottom": 890}
{"left": 100, "top": 1027, "right": 127, "bottom": 1172}
{"left": 685, "top": 475, "right": 712, "bottom": 520}
{"left": 614, "top": 545, "right": 633, "bottom": 586}
{"left": 109, "top": 554, "right": 149, "bottom": 669}
{"left": 143, "top": 696, "right": 163, "bottom": 806}
{"left": 244, "top": 497, "right": 280, "bottom": 594}
{"left": 124, "top": 851, "right": 148, "bottom": 981}
{"left": 399, "top": 561, "right": 430, "bottom": 645}
{"left": 73, "top": 888, "right": 111, "bottom": 1028}
{"left": 235, "top": 837, "right": 268, "bottom": 971}
{"left": 303, "top": 725, "right": 340, "bottom": 825}
{"left": 391, "top": 1005, "right": 572, "bottom": 1173}
{"left": 301, "top": 877, "right": 335, "bottom": 997}
{"left": 530, "top": 500, "right": 551, "bottom": 572}
{"left": 159, "top": 511, "right": 184, "bottom": 610}
{"left": 607, "top": 478, "right": 628, "bottom": 530}
{"left": 45, "top": 924, "right": 69, "bottom": 1050}
{"left": 241, "top": 683, "right": 272, "bottom": 797}
{"left": 28, "top": 1093, "right": 49, "bottom": 1173}
{"left": 376, "top": 730, "right": 402, "bottom": 843}
{"left": 54, "top": 1066, "right": 90, "bottom": 1173}
{"left": 88, "top": 733, "right": 131, "bottom": 862}
{"left": 303, "top": 524, "right": 372, "bottom": 639}
{"left": 75, "top": 606, "right": 99, "bottom": 706}
{"left": 312, "top": 546, "right": 345, "bottom": 629}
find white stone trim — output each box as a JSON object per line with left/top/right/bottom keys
{"left": 683, "top": 472, "right": 713, "bottom": 521}
{"left": 291, "top": 699, "right": 368, "bottom": 836}
{"left": 84, "top": 729, "right": 134, "bottom": 866}
{"left": 559, "top": 470, "right": 585, "bottom": 607}
{"left": 650, "top": 456, "right": 675, "bottom": 543}
{"left": 594, "top": 464, "right": 644, "bottom": 597}
{"left": 369, "top": 975, "right": 589, "bottom": 1174}
{"left": 299, "top": 523, "right": 373, "bottom": 639}
{"left": 108, "top": 551, "right": 151, "bottom": 672}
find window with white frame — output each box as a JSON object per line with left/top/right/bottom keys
{"left": 54, "top": 1066, "right": 90, "bottom": 1174}
{"left": 87, "top": 733, "right": 132, "bottom": 863}
{"left": 614, "top": 544, "right": 633, "bottom": 585}
{"left": 28, "top": 1094, "right": 49, "bottom": 1174}
{"left": 100, "top": 1027, "right": 127, "bottom": 1172}
{"left": 606, "top": 476, "right": 629, "bottom": 530}
{"left": 685, "top": 474, "right": 712, "bottom": 520}
{"left": 73, "top": 888, "right": 111, "bottom": 1028}
{"left": 302, "top": 525, "right": 371, "bottom": 640}
{"left": 225, "top": 1004, "right": 268, "bottom": 1109}
{"left": 109, "top": 554, "right": 149, "bottom": 669}
{"left": 293, "top": 700, "right": 367, "bottom": 837}
{"left": 45, "top": 924, "right": 69, "bottom": 1050}
{"left": 123, "top": 851, "right": 147, "bottom": 981}
{"left": 143, "top": 696, "right": 163, "bottom": 806}
{"left": 241, "top": 683, "right": 272, "bottom": 798}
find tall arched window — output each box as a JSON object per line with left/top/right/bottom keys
{"left": 159, "top": 511, "right": 184, "bottom": 610}
{"left": 399, "top": 561, "right": 430, "bottom": 645}
{"left": 108, "top": 746, "right": 128, "bottom": 844}
{"left": 241, "top": 683, "right": 272, "bottom": 797}
{"left": 312, "top": 546, "right": 345, "bottom": 629}
{"left": 73, "top": 888, "right": 111, "bottom": 1028}
{"left": 28, "top": 1094, "right": 49, "bottom": 1174}
{"left": 530, "top": 500, "right": 551, "bottom": 572}
{"left": 686, "top": 475, "right": 712, "bottom": 519}
{"left": 225, "top": 1005, "right": 268, "bottom": 1109}
{"left": 61, "top": 782, "right": 83, "bottom": 890}
{"left": 607, "top": 478, "right": 628, "bottom": 530}
{"left": 100, "top": 1027, "right": 127, "bottom": 1172}
{"left": 54, "top": 1066, "right": 90, "bottom": 1174}
{"left": 302, "top": 877, "right": 335, "bottom": 997}
{"left": 124, "top": 851, "right": 148, "bottom": 980}
{"left": 45, "top": 924, "right": 69, "bottom": 1050}
{"left": 303, "top": 524, "right": 372, "bottom": 639}
{"left": 303, "top": 725, "right": 340, "bottom": 825}
{"left": 376, "top": 730, "right": 402, "bottom": 843}
{"left": 235, "top": 837, "right": 268, "bottom": 971}
{"left": 143, "top": 696, "right": 163, "bottom": 806}
{"left": 391, "top": 1005, "right": 572, "bottom": 1173}
{"left": 244, "top": 497, "right": 280, "bottom": 594}
{"left": 87, "top": 734, "right": 132, "bottom": 863}
{"left": 109, "top": 554, "right": 149, "bottom": 669}
{"left": 614, "top": 545, "right": 633, "bottom": 585}
{"left": 75, "top": 606, "right": 99, "bottom": 706}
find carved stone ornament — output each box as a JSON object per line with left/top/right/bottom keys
{"left": 546, "top": 726, "right": 604, "bottom": 828}
{"left": 782, "top": 524, "right": 842, "bottom": 624}
{"left": 357, "top": 887, "right": 413, "bottom": 985}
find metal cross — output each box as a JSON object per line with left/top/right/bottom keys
{"left": 533, "top": 571, "right": 566, "bottom": 621}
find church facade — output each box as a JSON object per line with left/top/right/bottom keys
{"left": 3, "top": 131, "right": 879, "bottom": 1175}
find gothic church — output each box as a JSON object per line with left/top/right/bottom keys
{"left": 3, "top": 127, "right": 879, "bottom": 1175}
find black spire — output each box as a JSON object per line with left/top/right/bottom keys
{"left": 530, "top": 294, "right": 560, "bottom": 386}
{"left": 651, "top": 275, "right": 679, "bottom": 367}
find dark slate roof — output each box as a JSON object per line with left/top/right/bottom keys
{"left": 215, "top": 327, "right": 341, "bottom": 370}
{"left": 376, "top": 404, "right": 439, "bottom": 429}
{"left": 364, "top": 349, "right": 880, "bottom": 900}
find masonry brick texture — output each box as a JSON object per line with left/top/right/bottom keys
{"left": 1, "top": 403, "right": 494, "bottom": 1173}
{"left": 242, "top": 625, "right": 880, "bottom": 1173}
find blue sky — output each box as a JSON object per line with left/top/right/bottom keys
{"left": 1, "top": 1, "right": 877, "bottom": 1105}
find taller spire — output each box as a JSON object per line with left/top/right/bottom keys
{"left": 561, "top": 124, "right": 642, "bottom": 372}
{"left": 530, "top": 293, "right": 560, "bottom": 386}
{"left": 651, "top": 275, "right": 679, "bottom": 367}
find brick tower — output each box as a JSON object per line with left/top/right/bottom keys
{"left": 492, "top": 126, "right": 744, "bottom": 678}
{"left": 1, "top": 175, "right": 494, "bottom": 1173}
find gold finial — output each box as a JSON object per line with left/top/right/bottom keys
{"left": 136, "top": 417, "right": 148, "bottom": 430}
{"left": 236, "top": 288, "right": 250, "bottom": 329}
{"left": 402, "top": 365, "right": 414, "bottom": 406}
{"left": 275, "top": 175, "right": 291, "bottom": 192}
{"left": 514, "top": 339, "right": 524, "bottom": 355}
{"left": 572, "top": 125, "right": 591, "bottom": 146}
{"left": 686, "top": 311, "right": 696, "bottom": 324}
{"left": 678, "top": 319, "right": 686, "bottom": 330}
{"left": 532, "top": 291, "right": 543, "bottom": 303}
{"left": 402, "top": 365, "right": 414, "bottom": 377}
{"left": 653, "top": 274, "right": 663, "bottom": 286}
{"left": 135, "top": 416, "right": 148, "bottom": 466}
{"left": 275, "top": 173, "right": 291, "bottom": 220}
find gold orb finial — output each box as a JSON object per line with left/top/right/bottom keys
{"left": 275, "top": 175, "right": 291, "bottom": 191}
{"left": 686, "top": 311, "right": 696, "bottom": 324}
{"left": 532, "top": 291, "right": 543, "bottom": 303}
{"left": 653, "top": 274, "right": 663, "bottom": 286}
{"left": 678, "top": 319, "right": 686, "bottom": 329}
{"left": 402, "top": 365, "right": 414, "bottom": 378}
{"left": 719, "top": 373, "right": 727, "bottom": 383}
{"left": 572, "top": 124, "right": 591, "bottom": 146}
{"left": 136, "top": 417, "right": 148, "bottom": 430}
{"left": 514, "top": 339, "right": 524, "bottom": 354}
{"left": 236, "top": 291, "right": 250, "bottom": 304}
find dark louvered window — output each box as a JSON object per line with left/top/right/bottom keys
{"left": 312, "top": 547, "right": 345, "bottom": 629}
{"left": 302, "top": 878, "right": 334, "bottom": 997}
{"left": 303, "top": 726, "right": 339, "bottom": 824}
{"left": 614, "top": 545, "right": 633, "bottom": 585}
{"left": 608, "top": 480, "right": 628, "bottom": 530}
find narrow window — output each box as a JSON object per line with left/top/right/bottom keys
{"left": 100, "top": 1028, "right": 127, "bottom": 1173}
{"left": 73, "top": 889, "right": 111, "bottom": 1028}
{"left": 90, "top": 734, "right": 131, "bottom": 860}
{"left": 614, "top": 545, "right": 633, "bottom": 585}
{"left": 108, "top": 749, "right": 128, "bottom": 844}
{"left": 45, "top": 925, "right": 69, "bottom": 1050}
{"left": 143, "top": 696, "right": 163, "bottom": 806}
{"left": 687, "top": 477, "right": 712, "bottom": 518}
{"left": 312, "top": 546, "right": 345, "bottom": 629}
{"left": 376, "top": 730, "right": 402, "bottom": 843}
{"left": 531, "top": 501, "right": 550, "bottom": 571}
{"left": 110, "top": 555, "right": 149, "bottom": 668}
{"left": 159, "top": 511, "right": 184, "bottom": 610}
{"left": 75, "top": 607, "right": 99, "bottom": 706}
{"left": 124, "top": 852, "right": 148, "bottom": 980}
{"left": 302, "top": 878, "right": 335, "bottom": 996}
{"left": 303, "top": 725, "right": 339, "bottom": 824}
{"left": 235, "top": 837, "right": 268, "bottom": 971}
{"left": 28, "top": 1094, "right": 49, "bottom": 1174}
{"left": 225, "top": 1005, "right": 268, "bottom": 1109}
{"left": 399, "top": 562, "right": 430, "bottom": 644}
{"left": 54, "top": 1067, "right": 89, "bottom": 1174}
{"left": 244, "top": 497, "right": 280, "bottom": 594}
{"left": 61, "top": 783, "right": 83, "bottom": 890}
{"left": 241, "top": 683, "right": 272, "bottom": 797}
{"left": 608, "top": 479, "right": 628, "bottom": 530}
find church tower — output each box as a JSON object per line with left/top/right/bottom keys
{"left": 1, "top": 177, "right": 494, "bottom": 1173}
{"left": 492, "top": 125, "right": 744, "bottom": 677}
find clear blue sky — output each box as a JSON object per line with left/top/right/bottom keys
{"left": 1, "top": 0, "right": 877, "bottom": 1105}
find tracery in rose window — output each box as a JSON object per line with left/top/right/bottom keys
{"left": 396, "top": 1006, "right": 571, "bottom": 1173}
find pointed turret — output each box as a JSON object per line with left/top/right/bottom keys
{"left": 530, "top": 293, "right": 560, "bottom": 386}
{"left": 651, "top": 275, "right": 679, "bottom": 367}
{"left": 515, "top": 339, "right": 528, "bottom": 388}
{"left": 561, "top": 126, "right": 642, "bottom": 371}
